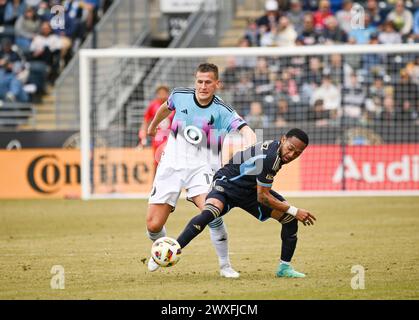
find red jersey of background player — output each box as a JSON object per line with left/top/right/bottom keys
{"left": 143, "top": 99, "right": 174, "bottom": 149}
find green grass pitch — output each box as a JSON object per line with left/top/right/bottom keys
{"left": 1, "top": 197, "right": 418, "bottom": 299}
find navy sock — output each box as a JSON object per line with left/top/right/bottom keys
{"left": 177, "top": 204, "right": 220, "bottom": 248}
{"left": 280, "top": 218, "right": 298, "bottom": 262}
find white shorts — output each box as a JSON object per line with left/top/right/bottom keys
{"left": 148, "top": 161, "right": 214, "bottom": 208}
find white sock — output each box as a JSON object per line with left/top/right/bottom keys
{"left": 280, "top": 260, "right": 290, "bottom": 265}
{"left": 208, "top": 218, "right": 230, "bottom": 268}
{"left": 146, "top": 226, "right": 167, "bottom": 242}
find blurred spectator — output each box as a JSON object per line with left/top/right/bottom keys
{"left": 253, "top": 57, "right": 273, "bottom": 99}
{"left": 412, "top": 9, "right": 419, "bottom": 43}
{"left": 83, "top": 0, "right": 101, "bottom": 31}
{"left": 365, "top": 0, "right": 385, "bottom": 28}
{"left": 287, "top": 0, "right": 306, "bottom": 35}
{"left": 348, "top": 13, "right": 377, "bottom": 44}
{"left": 233, "top": 71, "right": 255, "bottom": 116}
{"left": 329, "top": 0, "right": 343, "bottom": 13}
{"left": 405, "top": 57, "right": 419, "bottom": 85}
{"left": 342, "top": 73, "right": 365, "bottom": 121}
{"left": 394, "top": 69, "right": 418, "bottom": 113}
{"left": 274, "top": 98, "right": 294, "bottom": 127}
{"left": 29, "top": 21, "right": 62, "bottom": 81}
{"left": 0, "top": 38, "right": 21, "bottom": 63}
{"left": 380, "top": 96, "right": 396, "bottom": 123}
{"left": 25, "top": 0, "right": 42, "bottom": 7}
{"left": 221, "top": 56, "right": 240, "bottom": 90}
{"left": 305, "top": 56, "right": 323, "bottom": 86}
{"left": 274, "top": 68, "right": 299, "bottom": 101}
{"left": 319, "top": 15, "right": 348, "bottom": 43}
{"left": 259, "top": 24, "right": 277, "bottom": 46}
{"left": 244, "top": 19, "right": 261, "bottom": 46}
{"left": 313, "top": 0, "right": 333, "bottom": 31}
{"left": 310, "top": 74, "right": 341, "bottom": 111}
{"left": 300, "top": 56, "right": 323, "bottom": 105}
{"left": 361, "top": 33, "right": 386, "bottom": 76}
{"left": 324, "top": 53, "right": 353, "bottom": 87}
{"left": 277, "top": 0, "right": 290, "bottom": 12}
{"left": 4, "top": 0, "right": 26, "bottom": 26}
{"left": 302, "top": 0, "right": 319, "bottom": 11}
{"left": 235, "top": 37, "right": 257, "bottom": 69}
{"left": 378, "top": 21, "right": 402, "bottom": 44}
{"left": 307, "top": 99, "right": 330, "bottom": 126}
{"left": 365, "top": 76, "right": 386, "bottom": 119}
{"left": 256, "top": 0, "right": 280, "bottom": 32}
{"left": 386, "top": 0, "right": 413, "bottom": 36}
{"left": 296, "top": 12, "right": 321, "bottom": 45}
{"left": 0, "top": 0, "right": 6, "bottom": 26}
{"left": 395, "top": 100, "right": 418, "bottom": 123}
{"left": 245, "top": 101, "right": 269, "bottom": 128}
{"left": 276, "top": 16, "right": 298, "bottom": 46}
{"left": 14, "top": 6, "right": 41, "bottom": 52}
{"left": 36, "top": 0, "right": 51, "bottom": 21}
{"left": 0, "top": 57, "right": 29, "bottom": 102}
{"left": 0, "top": 38, "right": 45, "bottom": 96}
{"left": 335, "top": 0, "right": 353, "bottom": 34}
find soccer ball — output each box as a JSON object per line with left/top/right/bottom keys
{"left": 151, "top": 237, "right": 182, "bottom": 267}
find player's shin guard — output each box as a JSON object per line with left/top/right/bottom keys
{"left": 146, "top": 226, "right": 167, "bottom": 242}
{"left": 177, "top": 204, "right": 220, "bottom": 248}
{"left": 280, "top": 218, "right": 298, "bottom": 263}
{"left": 208, "top": 217, "right": 230, "bottom": 268}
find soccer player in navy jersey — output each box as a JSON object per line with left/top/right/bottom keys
{"left": 176, "top": 128, "right": 316, "bottom": 277}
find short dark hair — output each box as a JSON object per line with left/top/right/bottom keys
{"left": 196, "top": 63, "right": 219, "bottom": 80}
{"left": 286, "top": 128, "right": 309, "bottom": 145}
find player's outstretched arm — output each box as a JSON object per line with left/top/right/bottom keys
{"left": 147, "top": 102, "right": 171, "bottom": 137}
{"left": 239, "top": 125, "right": 257, "bottom": 148}
{"left": 257, "top": 185, "right": 316, "bottom": 226}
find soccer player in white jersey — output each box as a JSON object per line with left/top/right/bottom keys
{"left": 146, "top": 63, "right": 256, "bottom": 278}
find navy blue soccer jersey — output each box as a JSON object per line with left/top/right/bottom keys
{"left": 214, "top": 140, "right": 282, "bottom": 195}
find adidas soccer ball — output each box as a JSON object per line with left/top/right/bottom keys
{"left": 151, "top": 237, "right": 182, "bottom": 267}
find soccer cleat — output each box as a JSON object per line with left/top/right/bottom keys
{"left": 220, "top": 265, "right": 240, "bottom": 278}
{"left": 276, "top": 263, "right": 306, "bottom": 278}
{"left": 147, "top": 257, "right": 160, "bottom": 272}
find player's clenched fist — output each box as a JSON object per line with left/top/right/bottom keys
{"left": 295, "top": 209, "right": 316, "bottom": 226}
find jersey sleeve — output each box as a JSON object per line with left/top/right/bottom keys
{"left": 256, "top": 142, "right": 281, "bottom": 188}
{"left": 221, "top": 109, "right": 248, "bottom": 133}
{"left": 167, "top": 89, "right": 178, "bottom": 111}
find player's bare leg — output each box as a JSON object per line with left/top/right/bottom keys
{"left": 146, "top": 203, "right": 173, "bottom": 272}
{"left": 190, "top": 194, "right": 239, "bottom": 278}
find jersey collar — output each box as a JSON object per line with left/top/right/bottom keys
{"left": 194, "top": 94, "right": 214, "bottom": 109}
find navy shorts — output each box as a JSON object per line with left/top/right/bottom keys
{"left": 207, "top": 177, "right": 286, "bottom": 222}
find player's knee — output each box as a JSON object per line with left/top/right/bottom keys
{"left": 146, "top": 215, "right": 164, "bottom": 233}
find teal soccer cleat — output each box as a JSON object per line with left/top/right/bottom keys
{"left": 276, "top": 263, "right": 306, "bottom": 278}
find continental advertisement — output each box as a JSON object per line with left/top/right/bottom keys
{"left": 0, "top": 144, "right": 418, "bottom": 198}
{"left": 0, "top": 148, "right": 155, "bottom": 199}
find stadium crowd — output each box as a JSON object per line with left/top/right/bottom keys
{"left": 222, "top": 0, "right": 419, "bottom": 128}
{"left": 0, "top": 0, "right": 112, "bottom": 104}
